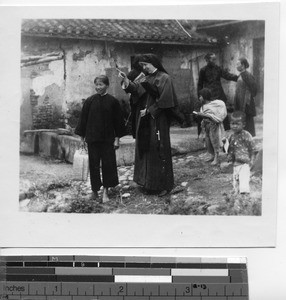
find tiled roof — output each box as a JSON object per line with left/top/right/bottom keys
{"left": 21, "top": 19, "right": 218, "bottom": 46}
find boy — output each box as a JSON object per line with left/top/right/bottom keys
{"left": 75, "top": 75, "right": 126, "bottom": 203}
{"left": 227, "top": 111, "right": 255, "bottom": 194}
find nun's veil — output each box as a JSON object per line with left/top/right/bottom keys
{"left": 139, "top": 53, "right": 168, "bottom": 74}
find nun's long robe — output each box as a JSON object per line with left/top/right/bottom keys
{"left": 125, "top": 70, "right": 178, "bottom": 192}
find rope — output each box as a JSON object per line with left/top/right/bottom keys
{"left": 175, "top": 20, "right": 192, "bottom": 39}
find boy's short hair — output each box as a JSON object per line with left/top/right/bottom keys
{"left": 231, "top": 111, "right": 246, "bottom": 123}
{"left": 198, "top": 88, "right": 212, "bottom": 101}
{"left": 94, "top": 75, "right": 109, "bottom": 86}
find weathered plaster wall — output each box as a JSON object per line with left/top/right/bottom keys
{"left": 162, "top": 46, "right": 220, "bottom": 113}
{"left": 221, "top": 21, "right": 265, "bottom": 106}
{"left": 20, "top": 37, "right": 132, "bottom": 137}
{"left": 164, "top": 47, "right": 207, "bottom": 110}
{"left": 21, "top": 36, "right": 216, "bottom": 136}
{"left": 20, "top": 21, "right": 265, "bottom": 139}
{"left": 63, "top": 40, "right": 131, "bottom": 104}
{"left": 20, "top": 71, "right": 33, "bottom": 136}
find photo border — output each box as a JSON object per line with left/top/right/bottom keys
{"left": 0, "top": 3, "right": 279, "bottom": 247}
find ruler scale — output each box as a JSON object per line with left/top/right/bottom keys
{"left": 0, "top": 256, "right": 248, "bottom": 300}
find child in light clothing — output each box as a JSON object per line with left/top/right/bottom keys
{"left": 197, "top": 88, "right": 227, "bottom": 165}
{"left": 227, "top": 111, "right": 255, "bottom": 194}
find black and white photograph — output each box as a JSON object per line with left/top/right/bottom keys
{"left": 19, "top": 19, "right": 265, "bottom": 215}
{"left": 0, "top": 2, "right": 286, "bottom": 299}
{"left": 0, "top": 3, "right": 279, "bottom": 247}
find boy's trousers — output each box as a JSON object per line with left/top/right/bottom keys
{"left": 87, "top": 141, "right": 119, "bottom": 192}
{"left": 233, "top": 163, "right": 250, "bottom": 194}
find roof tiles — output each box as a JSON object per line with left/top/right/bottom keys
{"left": 21, "top": 19, "right": 217, "bottom": 45}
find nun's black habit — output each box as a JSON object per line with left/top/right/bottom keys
{"left": 124, "top": 54, "right": 178, "bottom": 193}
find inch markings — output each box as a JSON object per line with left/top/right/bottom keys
{"left": 0, "top": 256, "right": 249, "bottom": 300}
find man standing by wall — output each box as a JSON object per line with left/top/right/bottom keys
{"left": 197, "top": 52, "right": 238, "bottom": 130}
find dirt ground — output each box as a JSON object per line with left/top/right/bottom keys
{"left": 20, "top": 144, "right": 262, "bottom": 215}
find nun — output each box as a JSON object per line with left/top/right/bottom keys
{"left": 120, "top": 54, "right": 178, "bottom": 196}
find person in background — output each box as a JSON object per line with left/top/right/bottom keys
{"left": 198, "top": 52, "right": 238, "bottom": 130}
{"left": 234, "top": 57, "right": 257, "bottom": 137}
{"left": 125, "top": 55, "right": 146, "bottom": 138}
{"left": 196, "top": 88, "right": 227, "bottom": 165}
{"left": 227, "top": 111, "right": 255, "bottom": 194}
{"left": 75, "top": 75, "right": 126, "bottom": 203}
{"left": 119, "top": 53, "right": 178, "bottom": 197}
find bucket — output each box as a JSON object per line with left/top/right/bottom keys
{"left": 73, "top": 147, "right": 89, "bottom": 181}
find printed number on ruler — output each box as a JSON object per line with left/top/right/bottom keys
{"left": 0, "top": 256, "right": 249, "bottom": 299}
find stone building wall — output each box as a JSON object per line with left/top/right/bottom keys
{"left": 220, "top": 21, "right": 265, "bottom": 107}
{"left": 21, "top": 36, "right": 219, "bottom": 136}
{"left": 21, "top": 24, "right": 265, "bottom": 138}
{"left": 20, "top": 37, "right": 132, "bottom": 137}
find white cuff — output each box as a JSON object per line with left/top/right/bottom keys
{"left": 122, "top": 81, "right": 129, "bottom": 90}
